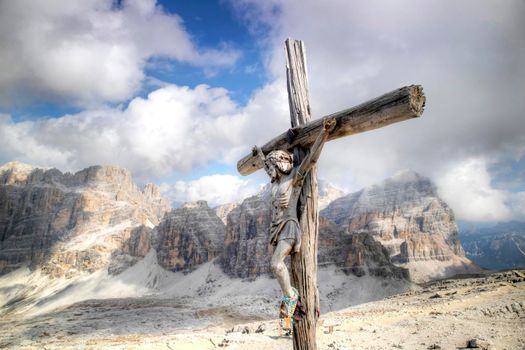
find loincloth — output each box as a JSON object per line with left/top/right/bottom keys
{"left": 270, "top": 218, "right": 301, "bottom": 253}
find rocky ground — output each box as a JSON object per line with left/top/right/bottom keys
{"left": 1, "top": 269, "right": 523, "bottom": 350}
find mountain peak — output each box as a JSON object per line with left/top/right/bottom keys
{"left": 318, "top": 179, "right": 345, "bottom": 210}
{"left": 389, "top": 169, "right": 425, "bottom": 183}
{"left": 0, "top": 161, "right": 38, "bottom": 184}
{"left": 0, "top": 160, "right": 35, "bottom": 172}
{"left": 320, "top": 169, "right": 478, "bottom": 282}
{"left": 182, "top": 200, "right": 209, "bottom": 209}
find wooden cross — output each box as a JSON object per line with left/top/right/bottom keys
{"left": 237, "top": 39, "right": 425, "bottom": 350}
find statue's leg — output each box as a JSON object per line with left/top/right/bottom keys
{"left": 271, "top": 239, "right": 294, "bottom": 298}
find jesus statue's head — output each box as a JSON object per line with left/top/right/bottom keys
{"left": 265, "top": 150, "right": 293, "bottom": 181}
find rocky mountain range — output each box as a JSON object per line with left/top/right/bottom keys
{"left": 213, "top": 180, "right": 343, "bottom": 226}
{"left": 220, "top": 187, "right": 408, "bottom": 280}
{"left": 321, "top": 170, "right": 478, "bottom": 281}
{"left": 155, "top": 201, "right": 225, "bottom": 273}
{"left": 460, "top": 221, "right": 525, "bottom": 270}
{"left": 0, "top": 161, "right": 169, "bottom": 277}
{"left": 220, "top": 189, "right": 272, "bottom": 278}
{"left": 0, "top": 162, "right": 477, "bottom": 287}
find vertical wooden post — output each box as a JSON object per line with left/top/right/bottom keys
{"left": 285, "top": 39, "right": 319, "bottom": 350}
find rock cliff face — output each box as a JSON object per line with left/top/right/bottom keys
{"left": 321, "top": 170, "right": 475, "bottom": 281}
{"left": 155, "top": 201, "right": 225, "bottom": 273}
{"left": 214, "top": 203, "right": 239, "bottom": 225}
{"left": 221, "top": 192, "right": 272, "bottom": 278}
{"left": 0, "top": 162, "right": 169, "bottom": 277}
{"left": 0, "top": 161, "right": 474, "bottom": 283}
{"left": 221, "top": 184, "right": 407, "bottom": 280}
{"left": 318, "top": 217, "right": 409, "bottom": 279}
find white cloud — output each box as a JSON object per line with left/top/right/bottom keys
{"left": 227, "top": 0, "right": 525, "bottom": 221}
{"left": 0, "top": 71, "right": 295, "bottom": 182}
{"left": 0, "top": 0, "right": 239, "bottom": 106}
{"left": 161, "top": 174, "right": 260, "bottom": 207}
{"left": 1, "top": 0, "right": 524, "bottom": 223}
{"left": 436, "top": 158, "right": 513, "bottom": 222}
{"left": 0, "top": 84, "right": 248, "bottom": 178}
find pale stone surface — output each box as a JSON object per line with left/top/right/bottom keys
{"left": 221, "top": 188, "right": 407, "bottom": 280}
{"left": 221, "top": 192, "right": 272, "bottom": 278}
{"left": 214, "top": 202, "right": 239, "bottom": 225}
{"left": 321, "top": 170, "right": 478, "bottom": 281}
{"left": 0, "top": 162, "right": 169, "bottom": 277}
{"left": 318, "top": 216, "right": 409, "bottom": 280}
{"left": 155, "top": 201, "right": 225, "bottom": 272}
{"left": 1, "top": 270, "right": 522, "bottom": 350}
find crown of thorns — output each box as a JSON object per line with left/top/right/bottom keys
{"left": 266, "top": 150, "right": 293, "bottom": 164}
{"left": 266, "top": 150, "right": 293, "bottom": 163}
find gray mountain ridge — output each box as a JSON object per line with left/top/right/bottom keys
{"left": 320, "top": 170, "right": 479, "bottom": 281}
{"left": 0, "top": 162, "right": 476, "bottom": 284}
{"left": 0, "top": 161, "right": 168, "bottom": 277}
{"left": 460, "top": 221, "right": 525, "bottom": 270}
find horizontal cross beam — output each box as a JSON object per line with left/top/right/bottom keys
{"left": 237, "top": 85, "right": 425, "bottom": 176}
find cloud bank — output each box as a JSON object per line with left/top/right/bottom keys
{"left": 160, "top": 174, "right": 260, "bottom": 208}
{"left": 437, "top": 158, "right": 518, "bottom": 222}
{"left": 0, "top": 0, "right": 239, "bottom": 106}
{"left": 0, "top": 84, "right": 248, "bottom": 177}
{"left": 227, "top": 0, "right": 525, "bottom": 222}
{"left": 1, "top": 0, "right": 524, "bottom": 221}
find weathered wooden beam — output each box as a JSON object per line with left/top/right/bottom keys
{"left": 237, "top": 84, "right": 425, "bottom": 176}
{"left": 286, "top": 38, "right": 319, "bottom": 350}
{"left": 286, "top": 39, "right": 311, "bottom": 128}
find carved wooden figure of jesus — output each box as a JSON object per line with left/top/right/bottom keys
{"left": 253, "top": 118, "right": 336, "bottom": 301}
{"left": 238, "top": 38, "right": 424, "bottom": 349}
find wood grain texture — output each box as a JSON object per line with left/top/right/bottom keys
{"left": 237, "top": 84, "right": 425, "bottom": 176}
{"left": 285, "top": 38, "right": 319, "bottom": 350}
{"left": 286, "top": 39, "right": 311, "bottom": 128}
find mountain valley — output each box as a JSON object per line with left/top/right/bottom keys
{"left": 1, "top": 161, "right": 521, "bottom": 349}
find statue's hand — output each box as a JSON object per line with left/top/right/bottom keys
{"left": 252, "top": 146, "right": 263, "bottom": 158}
{"left": 323, "top": 117, "right": 336, "bottom": 133}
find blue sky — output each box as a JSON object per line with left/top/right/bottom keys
{"left": 7, "top": 0, "right": 265, "bottom": 120}
{"left": 0, "top": 0, "right": 524, "bottom": 222}
{"left": 146, "top": 1, "right": 267, "bottom": 105}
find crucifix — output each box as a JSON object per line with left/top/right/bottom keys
{"left": 237, "top": 39, "right": 425, "bottom": 350}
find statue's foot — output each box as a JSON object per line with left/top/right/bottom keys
{"left": 281, "top": 287, "right": 299, "bottom": 317}
{"left": 279, "top": 287, "right": 299, "bottom": 335}
{"left": 281, "top": 315, "right": 293, "bottom": 335}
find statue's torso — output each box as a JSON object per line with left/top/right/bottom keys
{"left": 270, "top": 170, "right": 301, "bottom": 231}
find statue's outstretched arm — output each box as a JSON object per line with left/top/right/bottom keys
{"left": 295, "top": 118, "right": 336, "bottom": 181}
